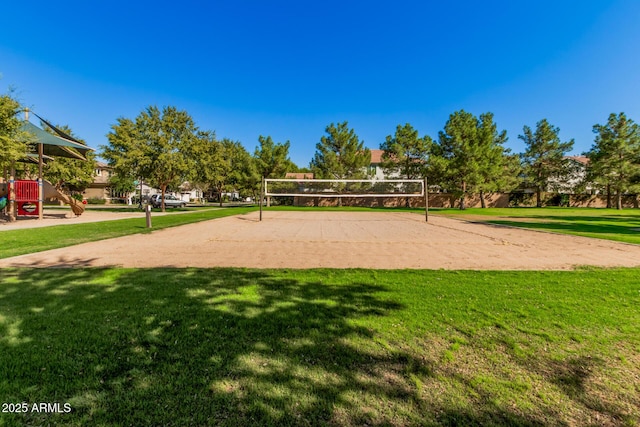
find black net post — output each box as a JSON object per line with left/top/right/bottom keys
{"left": 259, "top": 177, "right": 264, "bottom": 221}
{"left": 424, "top": 177, "right": 429, "bottom": 222}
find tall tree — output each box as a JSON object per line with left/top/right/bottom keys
{"left": 519, "top": 119, "right": 574, "bottom": 208}
{"left": 254, "top": 135, "right": 293, "bottom": 178}
{"left": 0, "top": 92, "right": 28, "bottom": 172}
{"left": 475, "top": 113, "right": 514, "bottom": 207}
{"left": 380, "top": 123, "right": 432, "bottom": 207}
{"left": 186, "top": 130, "right": 221, "bottom": 202}
{"left": 102, "top": 116, "right": 150, "bottom": 202}
{"left": 587, "top": 113, "right": 640, "bottom": 209}
{"left": 380, "top": 123, "right": 432, "bottom": 179}
{"left": 434, "top": 110, "right": 481, "bottom": 209}
{"left": 433, "top": 110, "right": 513, "bottom": 209}
{"left": 103, "top": 106, "right": 198, "bottom": 211}
{"left": 253, "top": 135, "right": 293, "bottom": 206}
{"left": 310, "top": 121, "right": 371, "bottom": 179}
{"left": 310, "top": 121, "right": 371, "bottom": 206}
{"left": 204, "top": 138, "right": 253, "bottom": 207}
{"left": 237, "top": 147, "right": 260, "bottom": 201}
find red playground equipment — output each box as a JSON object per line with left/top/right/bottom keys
{"left": 1, "top": 179, "right": 84, "bottom": 219}
{"left": 11, "top": 180, "right": 40, "bottom": 216}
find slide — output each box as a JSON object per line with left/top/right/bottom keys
{"left": 0, "top": 181, "right": 85, "bottom": 216}
{"left": 43, "top": 180, "right": 85, "bottom": 216}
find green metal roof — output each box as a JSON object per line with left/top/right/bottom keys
{"left": 21, "top": 120, "right": 93, "bottom": 161}
{"left": 22, "top": 152, "right": 55, "bottom": 163}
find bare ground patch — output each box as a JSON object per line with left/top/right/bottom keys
{"left": 1, "top": 211, "right": 639, "bottom": 269}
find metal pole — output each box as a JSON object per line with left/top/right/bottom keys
{"left": 145, "top": 204, "right": 152, "bottom": 228}
{"left": 139, "top": 179, "right": 144, "bottom": 209}
{"left": 38, "top": 142, "right": 44, "bottom": 220}
{"left": 259, "top": 177, "right": 264, "bottom": 221}
{"left": 424, "top": 177, "right": 429, "bottom": 222}
{"left": 8, "top": 163, "right": 15, "bottom": 222}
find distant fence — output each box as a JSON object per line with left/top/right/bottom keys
{"left": 292, "top": 193, "right": 510, "bottom": 208}
{"left": 290, "top": 193, "right": 640, "bottom": 208}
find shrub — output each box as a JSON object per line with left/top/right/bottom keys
{"left": 508, "top": 192, "right": 533, "bottom": 207}
{"left": 86, "top": 198, "right": 106, "bottom": 205}
{"left": 547, "top": 193, "right": 570, "bottom": 207}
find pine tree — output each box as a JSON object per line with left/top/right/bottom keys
{"left": 587, "top": 113, "right": 640, "bottom": 209}
{"left": 310, "top": 121, "right": 370, "bottom": 179}
{"left": 519, "top": 119, "right": 574, "bottom": 207}
{"left": 310, "top": 121, "right": 370, "bottom": 206}
{"left": 475, "top": 113, "right": 514, "bottom": 208}
{"left": 380, "top": 123, "right": 432, "bottom": 179}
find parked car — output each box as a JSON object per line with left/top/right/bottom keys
{"left": 151, "top": 194, "right": 187, "bottom": 208}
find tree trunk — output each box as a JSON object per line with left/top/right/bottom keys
{"left": 480, "top": 190, "right": 486, "bottom": 209}
{"left": 616, "top": 190, "right": 622, "bottom": 210}
{"left": 219, "top": 189, "right": 223, "bottom": 207}
{"left": 160, "top": 185, "right": 167, "bottom": 212}
{"left": 606, "top": 184, "right": 611, "bottom": 209}
{"left": 536, "top": 188, "right": 542, "bottom": 208}
{"left": 459, "top": 181, "right": 466, "bottom": 210}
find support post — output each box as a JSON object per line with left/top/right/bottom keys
{"left": 424, "top": 177, "right": 429, "bottom": 222}
{"left": 8, "top": 175, "right": 15, "bottom": 222}
{"left": 139, "top": 178, "right": 143, "bottom": 209}
{"left": 38, "top": 178, "right": 44, "bottom": 220}
{"left": 259, "top": 177, "right": 264, "bottom": 221}
{"left": 145, "top": 204, "right": 152, "bottom": 228}
{"left": 38, "top": 143, "right": 44, "bottom": 220}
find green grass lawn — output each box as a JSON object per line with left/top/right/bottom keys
{"left": 47, "top": 205, "right": 215, "bottom": 213}
{"left": 431, "top": 207, "right": 640, "bottom": 245}
{"left": 1, "top": 268, "right": 639, "bottom": 426}
{"left": 0, "top": 207, "right": 256, "bottom": 259}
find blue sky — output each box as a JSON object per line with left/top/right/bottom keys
{"left": 1, "top": 1, "right": 639, "bottom": 167}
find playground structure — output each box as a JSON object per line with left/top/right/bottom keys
{"left": 0, "top": 179, "right": 85, "bottom": 219}
{"left": 0, "top": 109, "right": 93, "bottom": 222}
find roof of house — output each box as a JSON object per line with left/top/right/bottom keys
{"left": 565, "top": 156, "right": 589, "bottom": 165}
{"left": 370, "top": 149, "right": 384, "bottom": 164}
{"left": 285, "top": 172, "right": 314, "bottom": 179}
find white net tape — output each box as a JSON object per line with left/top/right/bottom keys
{"left": 264, "top": 179, "right": 424, "bottom": 198}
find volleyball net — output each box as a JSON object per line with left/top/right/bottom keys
{"left": 260, "top": 178, "right": 428, "bottom": 221}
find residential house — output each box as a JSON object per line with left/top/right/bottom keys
{"left": 83, "top": 162, "right": 112, "bottom": 201}
{"left": 284, "top": 173, "right": 314, "bottom": 179}
{"left": 547, "top": 155, "right": 592, "bottom": 194}
{"left": 368, "top": 149, "right": 386, "bottom": 179}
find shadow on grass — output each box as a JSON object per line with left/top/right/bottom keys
{"left": 487, "top": 217, "right": 640, "bottom": 241}
{"left": 501, "top": 214, "right": 640, "bottom": 223}
{"left": 2, "top": 268, "right": 634, "bottom": 426}
{"left": 1, "top": 268, "right": 410, "bottom": 426}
